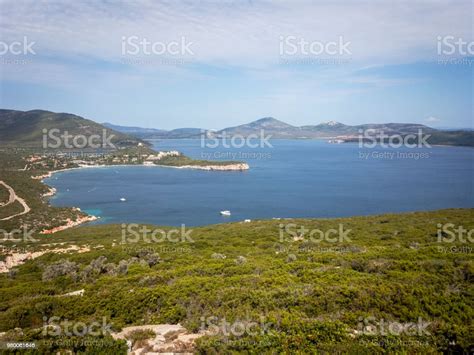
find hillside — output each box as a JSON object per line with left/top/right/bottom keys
{"left": 102, "top": 122, "right": 168, "bottom": 138}
{"left": 106, "top": 117, "right": 474, "bottom": 146}
{"left": 0, "top": 209, "right": 472, "bottom": 353}
{"left": 0, "top": 109, "right": 148, "bottom": 148}
{"left": 103, "top": 123, "right": 204, "bottom": 139}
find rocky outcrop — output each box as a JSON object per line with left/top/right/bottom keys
{"left": 42, "top": 187, "right": 56, "bottom": 198}
{"left": 169, "top": 163, "right": 249, "bottom": 171}
{"left": 0, "top": 245, "right": 90, "bottom": 273}
{"left": 40, "top": 215, "right": 97, "bottom": 234}
{"left": 60, "top": 289, "right": 85, "bottom": 297}
{"left": 32, "top": 172, "right": 53, "bottom": 180}
{"left": 111, "top": 324, "right": 205, "bottom": 354}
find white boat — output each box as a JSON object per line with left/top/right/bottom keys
{"left": 120, "top": 197, "right": 126, "bottom": 202}
{"left": 220, "top": 210, "right": 231, "bottom": 216}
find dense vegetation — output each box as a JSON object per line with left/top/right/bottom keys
{"left": 0, "top": 109, "right": 147, "bottom": 148}
{"left": 1, "top": 209, "right": 472, "bottom": 353}
{"left": 0, "top": 150, "right": 87, "bottom": 233}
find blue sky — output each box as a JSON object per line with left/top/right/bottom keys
{"left": 0, "top": 0, "right": 472, "bottom": 129}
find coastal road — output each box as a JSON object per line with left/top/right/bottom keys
{"left": 0, "top": 181, "right": 31, "bottom": 221}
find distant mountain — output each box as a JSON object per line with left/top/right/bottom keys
{"left": 217, "top": 117, "right": 299, "bottom": 138}
{"left": 100, "top": 117, "right": 474, "bottom": 147}
{"left": 299, "top": 121, "right": 355, "bottom": 137}
{"left": 215, "top": 119, "right": 445, "bottom": 140}
{"left": 102, "top": 122, "right": 167, "bottom": 137}
{"left": 164, "top": 128, "right": 203, "bottom": 139}
{"left": 0, "top": 109, "right": 148, "bottom": 148}
{"left": 103, "top": 123, "right": 203, "bottom": 139}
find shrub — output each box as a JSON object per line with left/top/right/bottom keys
{"left": 211, "top": 253, "right": 226, "bottom": 259}
{"left": 235, "top": 256, "right": 247, "bottom": 265}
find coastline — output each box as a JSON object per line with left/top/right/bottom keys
{"left": 34, "top": 161, "right": 250, "bottom": 180}
{"left": 31, "top": 161, "right": 249, "bottom": 233}
{"left": 153, "top": 162, "right": 249, "bottom": 171}
{"left": 40, "top": 214, "right": 98, "bottom": 234}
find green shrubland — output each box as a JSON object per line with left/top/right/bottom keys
{"left": 0, "top": 209, "right": 472, "bottom": 353}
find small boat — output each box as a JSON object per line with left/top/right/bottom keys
{"left": 220, "top": 210, "right": 231, "bottom": 216}
{"left": 120, "top": 197, "right": 126, "bottom": 202}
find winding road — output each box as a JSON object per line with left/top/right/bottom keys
{"left": 0, "top": 181, "right": 31, "bottom": 221}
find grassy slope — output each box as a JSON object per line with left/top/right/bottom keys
{"left": 0, "top": 209, "right": 472, "bottom": 353}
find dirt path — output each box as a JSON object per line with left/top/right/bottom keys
{"left": 0, "top": 181, "right": 15, "bottom": 207}
{"left": 0, "top": 181, "right": 31, "bottom": 221}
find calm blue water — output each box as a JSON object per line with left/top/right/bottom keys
{"left": 45, "top": 140, "right": 473, "bottom": 226}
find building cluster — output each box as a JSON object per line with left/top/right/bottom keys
{"left": 24, "top": 150, "right": 182, "bottom": 170}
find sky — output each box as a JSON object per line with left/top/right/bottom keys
{"left": 0, "top": 0, "right": 472, "bottom": 130}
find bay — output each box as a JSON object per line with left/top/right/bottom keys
{"left": 45, "top": 140, "right": 474, "bottom": 226}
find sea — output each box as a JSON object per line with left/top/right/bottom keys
{"left": 44, "top": 139, "right": 474, "bottom": 226}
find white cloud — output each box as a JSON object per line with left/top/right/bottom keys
{"left": 0, "top": 0, "right": 472, "bottom": 68}
{"left": 425, "top": 116, "right": 441, "bottom": 123}
{"left": 0, "top": 0, "right": 472, "bottom": 120}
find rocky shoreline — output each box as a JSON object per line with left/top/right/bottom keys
{"left": 111, "top": 324, "right": 205, "bottom": 354}
{"left": 156, "top": 162, "right": 250, "bottom": 171}
{"left": 33, "top": 161, "right": 250, "bottom": 180}
{"left": 40, "top": 214, "right": 98, "bottom": 234}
